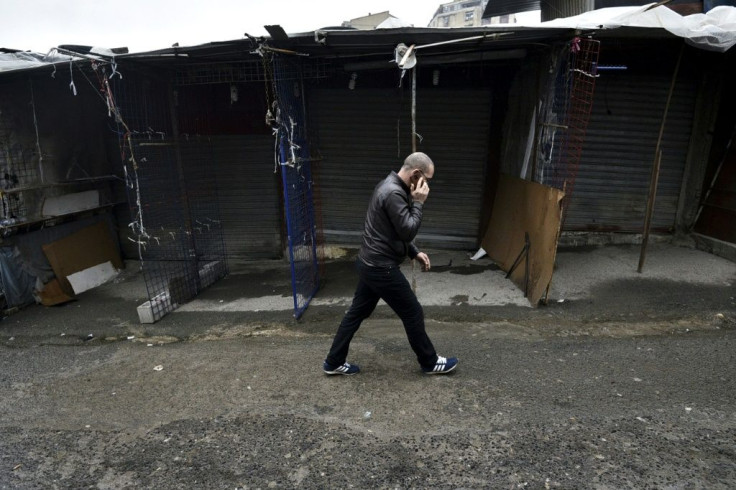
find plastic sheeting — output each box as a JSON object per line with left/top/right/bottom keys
{"left": 0, "top": 50, "right": 81, "bottom": 74}
{"left": 535, "top": 4, "right": 736, "bottom": 52}
{"left": 0, "top": 247, "right": 37, "bottom": 308}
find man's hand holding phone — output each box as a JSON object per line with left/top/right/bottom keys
{"left": 411, "top": 176, "right": 430, "bottom": 203}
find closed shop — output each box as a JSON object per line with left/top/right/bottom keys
{"left": 564, "top": 71, "right": 697, "bottom": 231}
{"left": 175, "top": 82, "right": 283, "bottom": 260}
{"left": 211, "top": 135, "right": 282, "bottom": 259}
{"left": 311, "top": 86, "right": 492, "bottom": 250}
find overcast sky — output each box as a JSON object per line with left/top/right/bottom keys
{"left": 0, "top": 0, "right": 454, "bottom": 53}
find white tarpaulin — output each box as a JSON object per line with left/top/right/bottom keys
{"left": 0, "top": 49, "right": 97, "bottom": 74}
{"left": 536, "top": 4, "right": 736, "bottom": 52}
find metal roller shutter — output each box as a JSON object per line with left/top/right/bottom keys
{"left": 311, "top": 87, "right": 491, "bottom": 250}
{"left": 483, "top": 0, "right": 541, "bottom": 18}
{"left": 211, "top": 135, "right": 282, "bottom": 259}
{"left": 564, "top": 72, "right": 697, "bottom": 232}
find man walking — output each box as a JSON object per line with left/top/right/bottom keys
{"left": 323, "top": 152, "right": 458, "bottom": 376}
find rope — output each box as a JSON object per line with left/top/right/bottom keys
{"left": 260, "top": 48, "right": 281, "bottom": 173}
{"left": 28, "top": 79, "right": 44, "bottom": 184}
{"left": 88, "top": 59, "right": 150, "bottom": 261}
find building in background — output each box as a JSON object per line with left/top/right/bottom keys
{"left": 482, "top": 0, "right": 709, "bottom": 22}
{"left": 428, "top": 0, "right": 517, "bottom": 28}
{"left": 341, "top": 11, "right": 410, "bottom": 29}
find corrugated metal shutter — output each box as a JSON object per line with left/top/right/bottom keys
{"left": 541, "top": 0, "right": 594, "bottom": 20}
{"left": 311, "top": 87, "right": 491, "bottom": 250}
{"left": 483, "top": 0, "right": 655, "bottom": 20}
{"left": 211, "top": 135, "right": 282, "bottom": 259}
{"left": 483, "top": 0, "right": 541, "bottom": 18}
{"left": 564, "top": 72, "right": 697, "bottom": 231}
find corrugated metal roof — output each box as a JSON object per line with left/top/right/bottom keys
{"left": 119, "top": 26, "right": 574, "bottom": 65}
{"left": 9, "top": 7, "right": 723, "bottom": 72}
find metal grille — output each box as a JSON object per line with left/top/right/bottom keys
{"left": 0, "top": 133, "right": 31, "bottom": 228}
{"left": 536, "top": 37, "right": 600, "bottom": 202}
{"left": 0, "top": 80, "right": 42, "bottom": 230}
{"left": 267, "top": 53, "right": 321, "bottom": 318}
{"left": 108, "top": 64, "right": 228, "bottom": 322}
{"left": 537, "top": 41, "right": 698, "bottom": 232}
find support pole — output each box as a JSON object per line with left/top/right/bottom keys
{"left": 411, "top": 67, "right": 417, "bottom": 153}
{"left": 638, "top": 149, "right": 663, "bottom": 273}
{"left": 411, "top": 66, "right": 417, "bottom": 291}
{"left": 638, "top": 44, "right": 683, "bottom": 273}
{"left": 411, "top": 64, "right": 417, "bottom": 293}
{"left": 168, "top": 83, "right": 201, "bottom": 290}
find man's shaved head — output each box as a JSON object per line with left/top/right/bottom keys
{"left": 402, "top": 152, "right": 434, "bottom": 174}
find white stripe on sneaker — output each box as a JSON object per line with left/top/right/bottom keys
{"left": 423, "top": 355, "right": 457, "bottom": 374}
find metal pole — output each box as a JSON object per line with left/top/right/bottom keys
{"left": 638, "top": 149, "right": 663, "bottom": 273}
{"left": 637, "top": 44, "right": 683, "bottom": 273}
{"left": 411, "top": 66, "right": 418, "bottom": 291}
{"left": 413, "top": 32, "right": 513, "bottom": 51}
{"left": 168, "top": 82, "right": 202, "bottom": 294}
{"left": 412, "top": 67, "right": 417, "bottom": 153}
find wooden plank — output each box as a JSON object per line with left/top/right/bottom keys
{"left": 481, "top": 174, "right": 565, "bottom": 306}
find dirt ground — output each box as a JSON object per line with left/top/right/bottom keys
{"left": 1, "top": 241, "right": 735, "bottom": 488}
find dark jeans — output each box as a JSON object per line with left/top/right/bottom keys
{"left": 326, "top": 259, "right": 438, "bottom": 369}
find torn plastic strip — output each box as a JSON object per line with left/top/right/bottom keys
{"left": 68, "top": 58, "right": 77, "bottom": 96}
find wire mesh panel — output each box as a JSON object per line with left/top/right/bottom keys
{"left": 556, "top": 37, "right": 600, "bottom": 200}
{"left": 128, "top": 140, "right": 199, "bottom": 318}
{"left": 174, "top": 59, "right": 331, "bottom": 86}
{"left": 0, "top": 80, "right": 43, "bottom": 231}
{"left": 536, "top": 37, "right": 600, "bottom": 198}
{"left": 535, "top": 46, "right": 572, "bottom": 188}
{"left": 180, "top": 138, "right": 228, "bottom": 288}
{"left": 0, "top": 120, "right": 32, "bottom": 228}
{"left": 109, "top": 66, "right": 228, "bottom": 322}
{"left": 269, "top": 54, "right": 320, "bottom": 318}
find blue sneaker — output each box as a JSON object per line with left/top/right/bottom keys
{"left": 422, "top": 356, "right": 458, "bottom": 374}
{"left": 323, "top": 361, "right": 360, "bottom": 376}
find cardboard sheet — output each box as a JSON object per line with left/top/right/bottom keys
{"left": 38, "top": 278, "right": 76, "bottom": 306}
{"left": 42, "top": 222, "right": 123, "bottom": 296}
{"left": 482, "top": 174, "right": 565, "bottom": 306}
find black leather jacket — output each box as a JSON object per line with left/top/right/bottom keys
{"left": 358, "top": 171, "right": 422, "bottom": 267}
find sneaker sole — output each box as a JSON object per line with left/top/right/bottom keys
{"left": 423, "top": 363, "right": 458, "bottom": 375}
{"left": 323, "top": 369, "right": 359, "bottom": 376}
